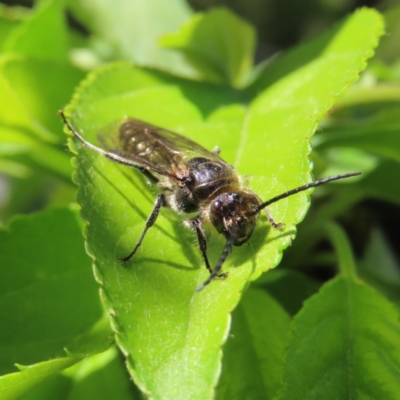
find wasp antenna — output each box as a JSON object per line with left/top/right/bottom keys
{"left": 254, "top": 172, "right": 361, "bottom": 214}
{"left": 58, "top": 110, "right": 81, "bottom": 139}
{"left": 59, "top": 110, "right": 111, "bottom": 158}
{"left": 195, "top": 227, "right": 237, "bottom": 291}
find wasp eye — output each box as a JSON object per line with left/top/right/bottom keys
{"left": 185, "top": 175, "right": 194, "bottom": 185}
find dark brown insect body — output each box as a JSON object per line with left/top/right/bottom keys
{"left": 59, "top": 111, "right": 360, "bottom": 290}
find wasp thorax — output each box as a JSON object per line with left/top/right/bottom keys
{"left": 209, "top": 191, "right": 260, "bottom": 246}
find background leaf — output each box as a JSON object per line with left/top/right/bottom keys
{"left": 160, "top": 7, "right": 256, "bottom": 87}
{"left": 253, "top": 269, "right": 320, "bottom": 316}
{"left": 0, "top": 317, "right": 114, "bottom": 400}
{"left": 0, "top": 56, "right": 84, "bottom": 184}
{"left": 0, "top": 4, "right": 30, "bottom": 50}
{"left": 0, "top": 356, "right": 84, "bottom": 400}
{"left": 276, "top": 224, "right": 400, "bottom": 399}
{"left": 216, "top": 288, "right": 290, "bottom": 400}
{"left": 277, "top": 276, "right": 400, "bottom": 399}
{"left": 315, "top": 109, "right": 400, "bottom": 163}
{"left": 11, "top": 348, "right": 137, "bottom": 400}
{"left": 68, "top": 0, "right": 198, "bottom": 79}
{"left": 3, "top": 0, "right": 68, "bottom": 61}
{"left": 0, "top": 207, "right": 104, "bottom": 376}
{"left": 0, "top": 56, "right": 84, "bottom": 142}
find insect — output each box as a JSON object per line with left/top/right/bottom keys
{"left": 59, "top": 110, "right": 360, "bottom": 291}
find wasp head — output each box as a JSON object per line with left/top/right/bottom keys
{"left": 209, "top": 191, "right": 260, "bottom": 246}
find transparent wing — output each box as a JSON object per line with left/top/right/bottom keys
{"left": 98, "top": 118, "right": 223, "bottom": 179}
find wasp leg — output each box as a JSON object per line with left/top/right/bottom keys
{"left": 195, "top": 227, "right": 235, "bottom": 291}
{"left": 120, "top": 193, "right": 166, "bottom": 263}
{"left": 263, "top": 207, "right": 284, "bottom": 229}
{"left": 191, "top": 218, "right": 227, "bottom": 278}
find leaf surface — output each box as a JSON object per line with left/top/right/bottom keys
{"left": 216, "top": 288, "right": 290, "bottom": 400}
{"left": 3, "top": 0, "right": 68, "bottom": 61}
{"left": 0, "top": 208, "right": 112, "bottom": 399}
{"left": 0, "top": 207, "right": 104, "bottom": 375}
{"left": 276, "top": 223, "right": 400, "bottom": 399}
{"left": 160, "top": 7, "right": 256, "bottom": 87}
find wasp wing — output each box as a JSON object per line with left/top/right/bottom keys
{"left": 98, "top": 118, "right": 223, "bottom": 180}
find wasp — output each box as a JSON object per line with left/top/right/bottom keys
{"left": 59, "top": 111, "right": 360, "bottom": 291}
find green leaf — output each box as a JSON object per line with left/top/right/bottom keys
{"left": 254, "top": 269, "right": 320, "bottom": 316}
{"left": 216, "top": 288, "right": 290, "bottom": 400}
{"left": 3, "top": 0, "right": 68, "bottom": 61}
{"left": 315, "top": 147, "right": 378, "bottom": 178}
{"left": 17, "top": 374, "right": 71, "bottom": 400}
{"left": 0, "top": 206, "right": 114, "bottom": 400}
{"left": 62, "top": 347, "right": 141, "bottom": 400}
{"left": 0, "top": 63, "right": 49, "bottom": 141}
{"left": 358, "top": 227, "right": 400, "bottom": 308}
{"left": 316, "top": 115, "right": 400, "bottom": 164}
{"left": 68, "top": 0, "right": 198, "bottom": 79}
{"left": 248, "top": 8, "right": 384, "bottom": 97}
{"left": 279, "top": 161, "right": 400, "bottom": 268}
{"left": 277, "top": 277, "right": 400, "bottom": 399}
{"left": 233, "top": 8, "right": 384, "bottom": 284}
{"left": 0, "top": 127, "right": 73, "bottom": 181}
{"left": 375, "top": 2, "right": 400, "bottom": 64}
{"left": 360, "top": 228, "right": 400, "bottom": 284}
{"left": 15, "top": 347, "right": 140, "bottom": 400}
{"left": 0, "top": 356, "right": 83, "bottom": 400}
{"left": 64, "top": 8, "right": 384, "bottom": 399}
{"left": 65, "top": 65, "right": 243, "bottom": 399}
{"left": 277, "top": 224, "right": 400, "bottom": 399}
{"left": 159, "top": 7, "right": 256, "bottom": 88}
{"left": 333, "top": 85, "right": 400, "bottom": 108}
{"left": 0, "top": 207, "right": 104, "bottom": 376}
{"left": 0, "top": 158, "right": 31, "bottom": 178}
{"left": 0, "top": 56, "right": 85, "bottom": 142}
{"left": 325, "top": 222, "right": 357, "bottom": 278}
{"left": 351, "top": 160, "right": 400, "bottom": 205}
{"left": 0, "top": 126, "right": 37, "bottom": 156}
{"left": 0, "top": 4, "right": 30, "bottom": 50}
{"left": 0, "top": 56, "right": 81, "bottom": 179}
{"left": 0, "top": 318, "right": 114, "bottom": 400}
